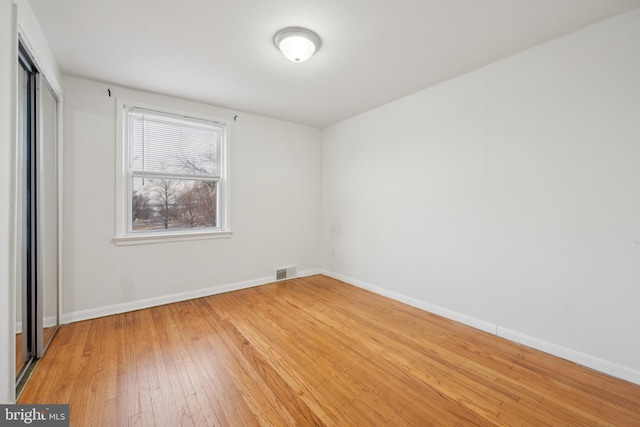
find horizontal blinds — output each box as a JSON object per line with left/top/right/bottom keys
{"left": 129, "top": 108, "right": 221, "bottom": 177}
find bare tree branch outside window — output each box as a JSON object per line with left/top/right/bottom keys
{"left": 127, "top": 106, "right": 224, "bottom": 234}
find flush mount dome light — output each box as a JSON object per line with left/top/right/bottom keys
{"left": 274, "top": 27, "right": 320, "bottom": 62}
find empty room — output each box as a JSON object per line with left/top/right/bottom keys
{"left": 1, "top": 0, "right": 640, "bottom": 425}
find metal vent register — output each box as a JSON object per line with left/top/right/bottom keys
{"left": 275, "top": 265, "right": 298, "bottom": 281}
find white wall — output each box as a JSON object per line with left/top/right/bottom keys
{"left": 321, "top": 9, "right": 640, "bottom": 383}
{"left": 1, "top": 0, "right": 63, "bottom": 403}
{"left": 62, "top": 75, "right": 321, "bottom": 320}
{"left": 0, "top": 0, "right": 17, "bottom": 405}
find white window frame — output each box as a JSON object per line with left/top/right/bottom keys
{"left": 114, "top": 99, "right": 232, "bottom": 245}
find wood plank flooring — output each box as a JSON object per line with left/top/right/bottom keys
{"left": 18, "top": 275, "right": 640, "bottom": 426}
{"left": 16, "top": 326, "right": 56, "bottom": 376}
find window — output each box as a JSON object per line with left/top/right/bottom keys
{"left": 115, "top": 101, "right": 231, "bottom": 245}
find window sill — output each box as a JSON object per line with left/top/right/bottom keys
{"left": 113, "top": 230, "right": 233, "bottom": 246}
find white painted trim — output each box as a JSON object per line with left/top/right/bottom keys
{"left": 320, "top": 269, "right": 640, "bottom": 386}
{"left": 322, "top": 270, "right": 496, "bottom": 334}
{"left": 113, "top": 230, "right": 233, "bottom": 246}
{"left": 15, "top": 316, "right": 57, "bottom": 334}
{"left": 114, "top": 98, "right": 232, "bottom": 244}
{"left": 1, "top": 1, "right": 18, "bottom": 405}
{"left": 497, "top": 327, "right": 640, "bottom": 386}
{"left": 15, "top": 0, "right": 62, "bottom": 95}
{"left": 61, "top": 268, "right": 322, "bottom": 324}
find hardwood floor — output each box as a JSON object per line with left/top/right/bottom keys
{"left": 18, "top": 275, "right": 640, "bottom": 426}
{"left": 16, "top": 326, "right": 56, "bottom": 376}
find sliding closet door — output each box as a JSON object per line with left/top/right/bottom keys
{"left": 16, "top": 44, "right": 61, "bottom": 392}
{"left": 16, "top": 55, "right": 33, "bottom": 380}
{"left": 36, "top": 75, "right": 60, "bottom": 356}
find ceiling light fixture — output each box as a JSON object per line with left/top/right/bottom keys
{"left": 274, "top": 27, "right": 320, "bottom": 63}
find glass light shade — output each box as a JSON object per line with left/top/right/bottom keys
{"left": 278, "top": 36, "right": 316, "bottom": 62}
{"left": 274, "top": 27, "right": 320, "bottom": 63}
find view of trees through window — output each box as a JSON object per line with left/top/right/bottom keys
{"left": 132, "top": 178, "right": 217, "bottom": 231}
{"left": 126, "top": 107, "right": 223, "bottom": 233}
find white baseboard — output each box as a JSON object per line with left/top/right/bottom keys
{"left": 322, "top": 270, "right": 497, "bottom": 335}
{"left": 61, "top": 268, "right": 322, "bottom": 324}
{"left": 15, "top": 316, "right": 58, "bottom": 334}
{"left": 497, "top": 327, "right": 640, "bottom": 386}
{"left": 321, "top": 269, "right": 640, "bottom": 386}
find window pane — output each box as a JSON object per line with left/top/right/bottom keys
{"left": 129, "top": 109, "right": 221, "bottom": 176}
{"left": 131, "top": 177, "right": 218, "bottom": 232}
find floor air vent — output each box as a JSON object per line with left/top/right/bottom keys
{"left": 275, "top": 265, "right": 298, "bottom": 281}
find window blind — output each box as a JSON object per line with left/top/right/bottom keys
{"left": 129, "top": 108, "right": 221, "bottom": 177}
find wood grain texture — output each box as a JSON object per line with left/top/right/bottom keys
{"left": 19, "top": 275, "right": 640, "bottom": 426}
{"left": 16, "top": 327, "right": 56, "bottom": 376}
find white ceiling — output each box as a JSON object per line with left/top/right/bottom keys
{"left": 28, "top": 0, "right": 640, "bottom": 128}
